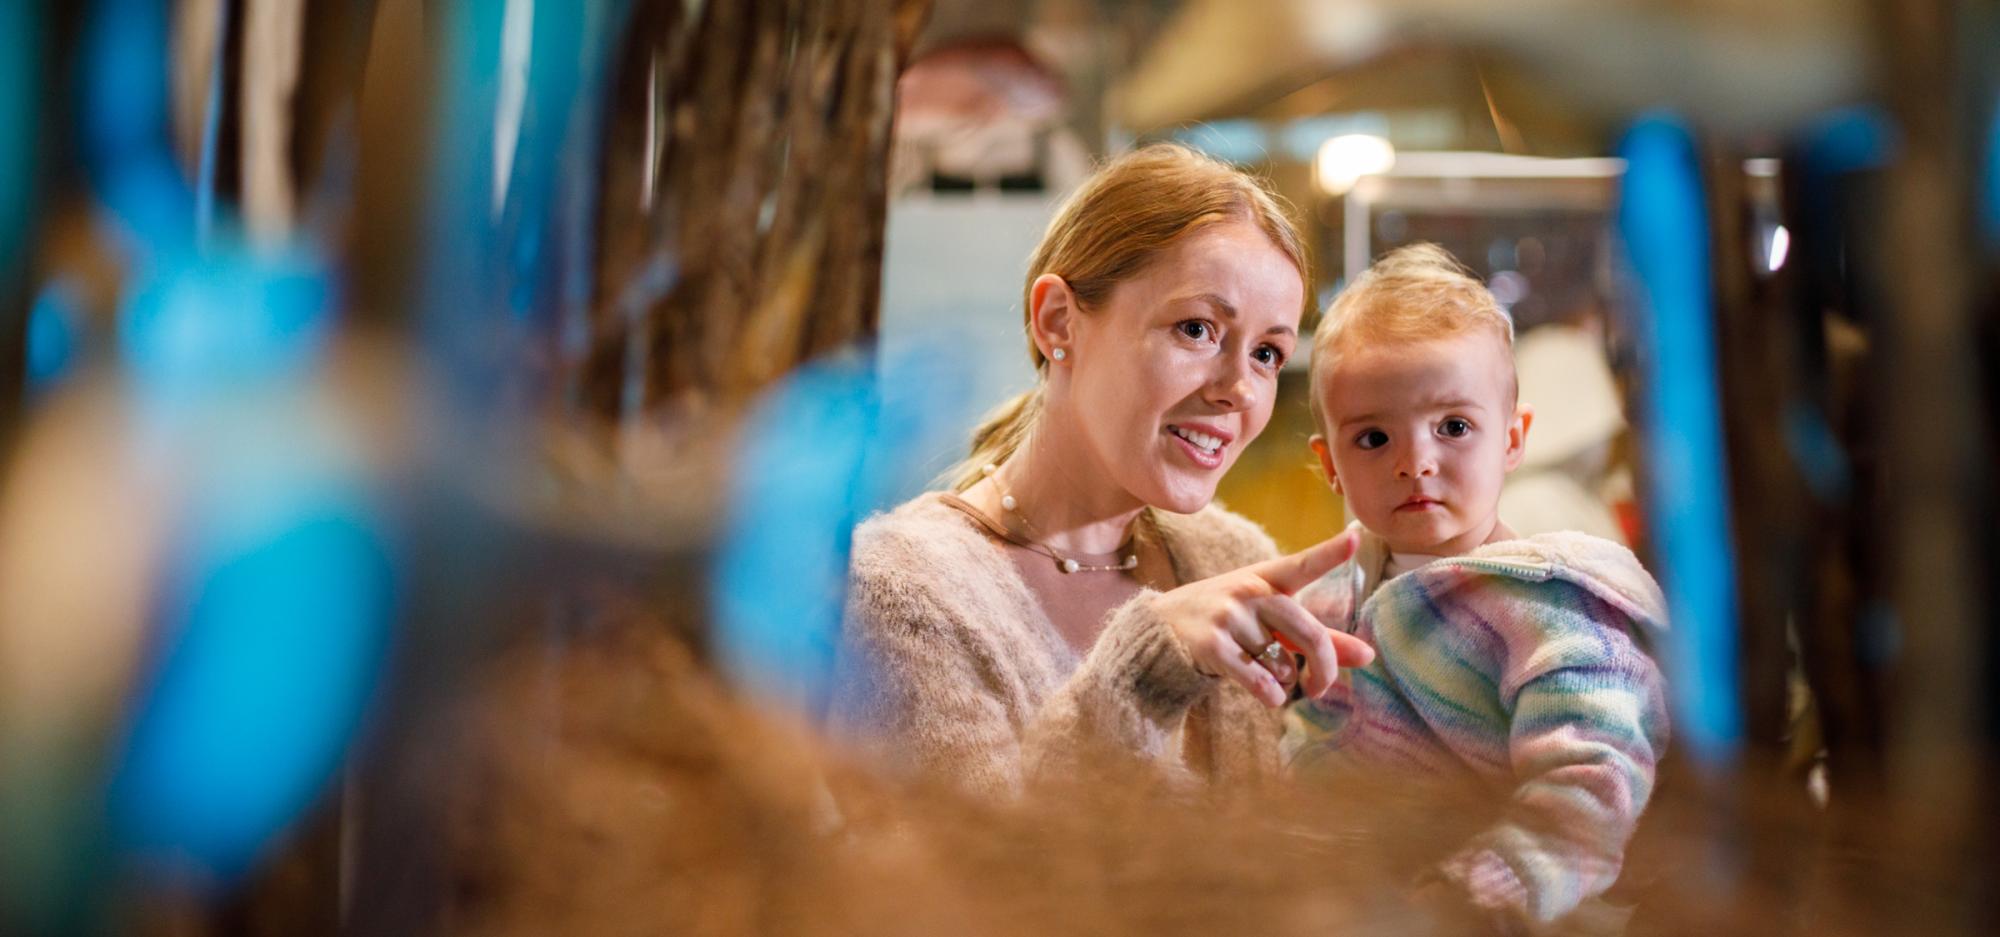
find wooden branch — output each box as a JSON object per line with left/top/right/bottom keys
{"left": 581, "top": 0, "right": 934, "bottom": 425}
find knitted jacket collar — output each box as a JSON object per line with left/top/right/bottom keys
{"left": 1335, "top": 528, "right": 1669, "bottom": 640}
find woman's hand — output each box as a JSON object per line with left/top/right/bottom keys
{"left": 1153, "top": 528, "right": 1376, "bottom": 707}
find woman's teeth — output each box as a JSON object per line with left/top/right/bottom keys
{"left": 1170, "top": 426, "right": 1222, "bottom": 455}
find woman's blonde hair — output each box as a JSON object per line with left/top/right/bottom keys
{"left": 947, "top": 143, "right": 1310, "bottom": 491}
{"left": 1307, "top": 242, "right": 1516, "bottom": 427}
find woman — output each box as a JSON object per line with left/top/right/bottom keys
{"left": 831, "top": 144, "right": 1374, "bottom": 796}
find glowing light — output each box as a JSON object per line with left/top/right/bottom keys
{"left": 1767, "top": 224, "right": 1791, "bottom": 272}
{"left": 492, "top": 0, "right": 535, "bottom": 217}
{"left": 1314, "top": 134, "right": 1395, "bottom": 197}
{"left": 1488, "top": 270, "right": 1529, "bottom": 308}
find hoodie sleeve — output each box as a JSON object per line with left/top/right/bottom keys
{"left": 1417, "top": 577, "right": 1670, "bottom": 926}
{"left": 1277, "top": 564, "right": 1363, "bottom": 770}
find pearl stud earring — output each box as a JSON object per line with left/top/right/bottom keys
{"left": 1051, "top": 348, "right": 1067, "bottom": 361}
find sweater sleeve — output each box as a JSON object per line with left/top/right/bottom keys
{"left": 1021, "top": 506, "right": 1286, "bottom": 788}
{"left": 829, "top": 504, "right": 1281, "bottom": 797}
{"left": 1427, "top": 579, "right": 1669, "bottom": 926}
{"left": 1018, "top": 588, "right": 1224, "bottom": 787}
{"left": 828, "top": 546, "right": 1036, "bottom": 797}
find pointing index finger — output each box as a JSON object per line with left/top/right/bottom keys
{"left": 1248, "top": 523, "right": 1360, "bottom": 596}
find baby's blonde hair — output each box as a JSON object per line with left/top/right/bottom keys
{"left": 1308, "top": 242, "right": 1517, "bottom": 429}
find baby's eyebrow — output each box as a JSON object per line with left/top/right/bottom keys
{"left": 1337, "top": 398, "right": 1488, "bottom": 425}
{"left": 1425, "top": 397, "right": 1485, "bottom": 411}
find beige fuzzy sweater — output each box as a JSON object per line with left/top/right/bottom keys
{"left": 830, "top": 492, "right": 1285, "bottom": 796}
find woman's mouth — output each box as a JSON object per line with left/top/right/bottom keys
{"left": 1167, "top": 424, "right": 1228, "bottom": 468}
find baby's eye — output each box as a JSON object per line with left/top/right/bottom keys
{"left": 1176, "top": 320, "right": 1214, "bottom": 342}
{"left": 1251, "top": 344, "right": 1286, "bottom": 368}
{"left": 1355, "top": 429, "right": 1389, "bottom": 450}
{"left": 1438, "top": 418, "right": 1473, "bottom": 438}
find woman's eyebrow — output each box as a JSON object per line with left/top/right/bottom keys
{"left": 1174, "top": 292, "right": 1238, "bottom": 317}
{"left": 1174, "top": 292, "right": 1296, "bottom": 337}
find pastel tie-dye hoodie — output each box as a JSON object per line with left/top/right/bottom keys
{"left": 1283, "top": 530, "right": 1670, "bottom": 928}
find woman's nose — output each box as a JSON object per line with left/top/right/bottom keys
{"left": 1203, "top": 356, "right": 1256, "bottom": 411}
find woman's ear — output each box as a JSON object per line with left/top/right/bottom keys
{"left": 1309, "top": 435, "right": 1342, "bottom": 492}
{"left": 1028, "top": 273, "right": 1079, "bottom": 363}
{"left": 1504, "top": 403, "right": 1534, "bottom": 472}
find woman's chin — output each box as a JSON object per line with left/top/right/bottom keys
{"left": 1140, "top": 474, "right": 1221, "bottom": 515}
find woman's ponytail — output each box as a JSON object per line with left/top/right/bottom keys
{"left": 946, "top": 386, "right": 1044, "bottom": 491}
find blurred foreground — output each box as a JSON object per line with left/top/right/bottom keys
{"left": 0, "top": 1, "right": 1997, "bottom": 934}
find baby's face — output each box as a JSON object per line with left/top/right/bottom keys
{"left": 1311, "top": 330, "right": 1530, "bottom": 556}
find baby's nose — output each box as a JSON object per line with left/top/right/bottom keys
{"left": 1397, "top": 452, "right": 1439, "bottom": 478}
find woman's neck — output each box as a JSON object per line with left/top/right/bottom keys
{"left": 983, "top": 422, "right": 1146, "bottom": 556}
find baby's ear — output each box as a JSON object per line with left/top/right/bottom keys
{"left": 1309, "top": 434, "right": 1341, "bottom": 491}
{"left": 1504, "top": 403, "right": 1534, "bottom": 472}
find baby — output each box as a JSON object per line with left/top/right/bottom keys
{"left": 1284, "top": 243, "right": 1669, "bottom": 931}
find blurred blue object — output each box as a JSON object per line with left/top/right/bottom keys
{"left": 711, "top": 337, "right": 974, "bottom": 716}
{"left": 82, "top": 0, "right": 197, "bottom": 250}
{"left": 119, "top": 245, "right": 333, "bottom": 406}
{"left": 1982, "top": 97, "right": 2000, "bottom": 250}
{"left": 106, "top": 240, "right": 392, "bottom": 886}
{"left": 423, "top": 0, "right": 623, "bottom": 415}
{"left": 1783, "top": 401, "right": 1851, "bottom": 502}
{"left": 109, "top": 467, "right": 394, "bottom": 884}
{"left": 70, "top": 0, "right": 399, "bottom": 900}
{"left": 25, "top": 279, "right": 81, "bottom": 396}
{"left": 0, "top": 2, "right": 37, "bottom": 269}
{"left": 1615, "top": 113, "right": 1745, "bottom": 764}
{"left": 1787, "top": 108, "right": 1898, "bottom": 317}
{"left": 1798, "top": 106, "right": 1898, "bottom": 178}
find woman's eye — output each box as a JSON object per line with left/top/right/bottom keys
{"left": 1176, "top": 320, "right": 1214, "bottom": 342}
{"left": 1252, "top": 344, "right": 1286, "bottom": 368}
{"left": 1438, "top": 418, "right": 1472, "bottom": 438}
{"left": 1355, "top": 429, "right": 1389, "bottom": 450}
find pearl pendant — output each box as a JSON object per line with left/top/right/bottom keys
{"left": 1001, "top": 495, "right": 1017, "bottom": 511}
{"left": 1122, "top": 555, "right": 1138, "bottom": 569}
{"left": 1061, "top": 558, "right": 1080, "bottom": 574}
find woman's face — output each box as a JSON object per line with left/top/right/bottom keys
{"left": 1051, "top": 220, "right": 1304, "bottom": 514}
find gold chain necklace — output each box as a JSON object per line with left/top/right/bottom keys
{"left": 982, "top": 463, "right": 1139, "bottom": 574}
